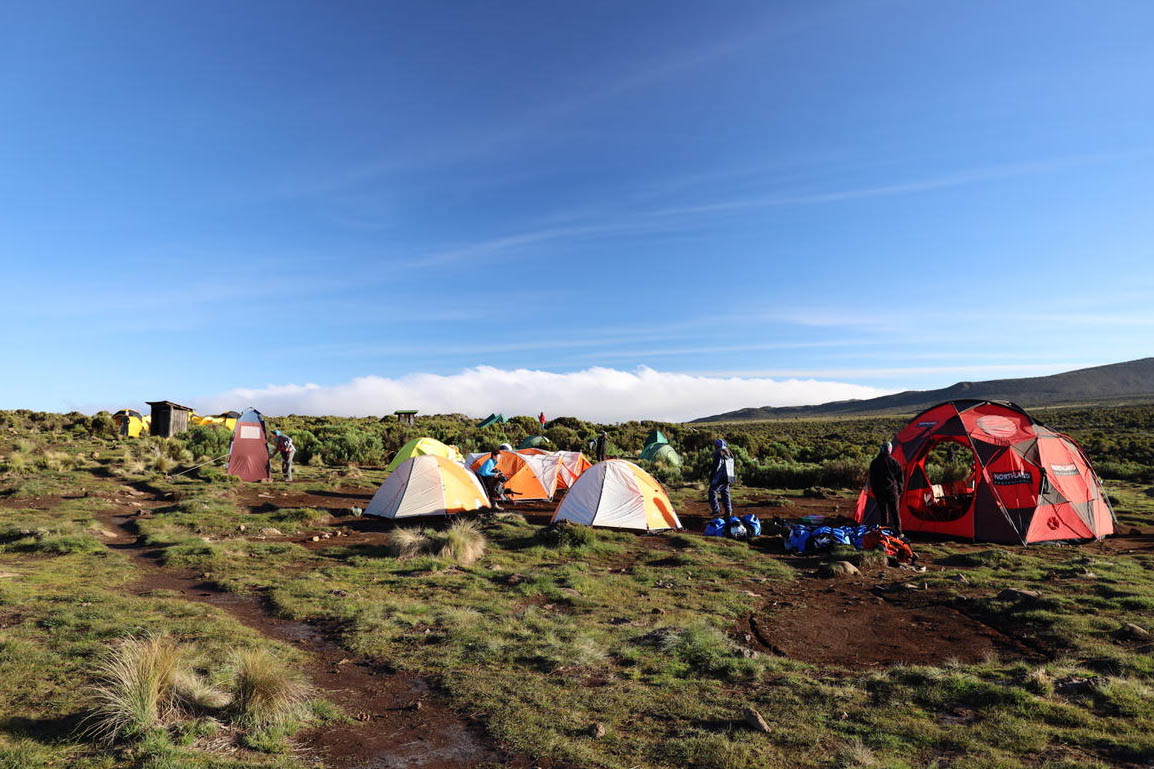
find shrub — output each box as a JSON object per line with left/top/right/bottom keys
{"left": 231, "top": 648, "right": 311, "bottom": 729}
{"left": 83, "top": 635, "right": 186, "bottom": 744}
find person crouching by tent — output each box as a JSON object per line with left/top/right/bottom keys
{"left": 708, "top": 439, "right": 736, "bottom": 518}
{"left": 476, "top": 449, "right": 504, "bottom": 511}
{"left": 273, "top": 430, "right": 295, "bottom": 482}
{"left": 869, "top": 441, "right": 904, "bottom": 536}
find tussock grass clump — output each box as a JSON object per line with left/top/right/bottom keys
{"left": 834, "top": 737, "right": 878, "bottom": 768}
{"left": 231, "top": 648, "right": 311, "bottom": 729}
{"left": 534, "top": 520, "right": 598, "bottom": 549}
{"left": 0, "top": 451, "right": 29, "bottom": 474}
{"left": 150, "top": 455, "right": 178, "bottom": 474}
{"left": 387, "top": 528, "right": 432, "bottom": 559}
{"left": 439, "top": 519, "right": 486, "bottom": 566}
{"left": 83, "top": 635, "right": 186, "bottom": 744}
{"left": 387, "top": 520, "right": 487, "bottom": 566}
{"left": 172, "top": 670, "right": 232, "bottom": 711}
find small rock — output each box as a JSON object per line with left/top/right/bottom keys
{"left": 238, "top": 524, "right": 247, "bottom": 532}
{"left": 589, "top": 722, "right": 606, "bottom": 739}
{"left": 740, "top": 648, "right": 760, "bottom": 659}
{"left": 1121, "top": 622, "right": 1151, "bottom": 641}
{"left": 330, "top": 589, "right": 349, "bottom": 597}
{"left": 1056, "top": 675, "right": 1103, "bottom": 696}
{"left": 311, "top": 536, "right": 320, "bottom": 542}
{"left": 899, "top": 582, "right": 921, "bottom": 591}
{"left": 505, "top": 573, "right": 525, "bottom": 586}
{"left": 823, "top": 561, "right": 861, "bottom": 577}
{"left": 947, "top": 574, "right": 970, "bottom": 584}
{"left": 997, "top": 588, "right": 1041, "bottom": 603}
{"left": 350, "top": 507, "right": 363, "bottom": 517}
{"left": 743, "top": 706, "right": 771, "bottom": 733}
{"left": 258, "top": 527, "right": 283, "bottom": 537}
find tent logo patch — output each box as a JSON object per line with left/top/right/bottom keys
{"left": 1050, "top": 463, "right": 1079, "bottom": 476}
{"left": 977, "top": 415, "right": 1018, "bottom": 438}
{"left": 917, "top": 421, "right": 937, "bottom": 427}
{"left": 992, "top": 470, "right": 1032, "bottom": 486}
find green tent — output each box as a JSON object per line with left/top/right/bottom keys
{"left": 644, "top": 429, "right": 669, "bottom": 447}
{"left": 518, "top": 434, "right": 551, "bottom": 450}
{"left": 477, "top": 413, "right": 507, "bottom": 428}
{"left": 640, "top": 442, "right": 681, "bottom": 466}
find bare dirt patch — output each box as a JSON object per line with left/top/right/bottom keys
{"left": 746, "top": 576, "right": 1031, "bottom": 667}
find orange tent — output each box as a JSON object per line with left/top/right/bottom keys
{"left": 468, "top": 450, "right": 551, "bottom": 501}
{"left": 556, "top": 451, "right": 593, "bottom": 489}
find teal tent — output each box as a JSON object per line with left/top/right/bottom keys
{"left": 477, "top": 413, "right": 507, "bottom": 428}
{"left": 644, "top": 429, "right": 669, "bottom": 447}
{"left": 518, "top": 434, "right": 551, "bottom": 450}
{"left": 640, "top": 442, "right": 681, "bottom": 466}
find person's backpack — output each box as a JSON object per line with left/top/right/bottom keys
{"left": 704, "top": 517, "right": 727, "bottom": 537}
{"left": 722, "top": 456, "right": 736, "bottom": 483}
{"left": 279, "top": 436, "right": 294, "bottom": 455}
{"left": 739, "top": 513, "right": 761, "bottom": 537}
{"left": 725, "top": 516, "right": 749, "bottom": 540}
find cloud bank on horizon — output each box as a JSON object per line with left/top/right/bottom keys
{"left": 196, "top": 366, "right": 891, "bottom": 423}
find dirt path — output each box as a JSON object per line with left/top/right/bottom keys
{"left": 94, "top": 495, "right": 520, "bottom": 769}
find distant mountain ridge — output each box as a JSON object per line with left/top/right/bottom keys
{"left": 693, "top": 358, "right": 1154, "bottom": 422}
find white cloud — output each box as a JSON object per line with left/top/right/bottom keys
{"left": 196, "top": 366, "right": 891, "bottom": 423}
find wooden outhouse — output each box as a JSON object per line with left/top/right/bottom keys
{"left": 146, "top": 401, "right": 194, "bottom": 437}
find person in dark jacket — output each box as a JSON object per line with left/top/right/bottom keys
{"left": 708, "top": 439, "right": 735, "bottom": 517}
{"left": 594, "top": 431, "right": 608, "bottom": 462}
{"left": 272, "top": 430, "right": 295, "bottom": 482}
{"left": 869, "top": 441, "right": 904, "bottom": 535}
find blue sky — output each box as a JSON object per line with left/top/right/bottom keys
{"left": 2, "top": 1, "right": 1152, "bottom": 420}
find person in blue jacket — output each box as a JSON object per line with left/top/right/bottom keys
{"left": 708, "top": 439, "right": 735, "bottom": 518}
{"left": 476, "top": 449, "right": 504, "bottom": 510}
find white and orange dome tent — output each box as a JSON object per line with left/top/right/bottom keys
{"left": 365, "top": 455, "right": 489, "bottom": 519}
{"left": 555, "top": 451, "right": 593, "bottom": 489}
{"left": 551, "top": 459, "right": 680, "bottom": 531}
{"left": 466, "top": 450, "right": 552, "bottom": 501}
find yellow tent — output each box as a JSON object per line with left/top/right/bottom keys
{"left": 365, "top": 455, "right": 489, "bottom": 518}
{"left": 112, "top": 409, "right": 149, "bottom": 438}
{"left": 387, "top": 437, "right": 465, "bottom": 472}
{"left": 190, "top": 411, "right": 240, "bottom": 431}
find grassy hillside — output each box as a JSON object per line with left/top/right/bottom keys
{"left": 694, "top": 357, "right": 1154, "bottom": 421}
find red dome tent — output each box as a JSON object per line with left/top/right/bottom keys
{"left": 226, "top": 407, "right": 271, "bottom": 482}
{"left": 854, "top": 400, "right": 1115, "bottom": 544}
